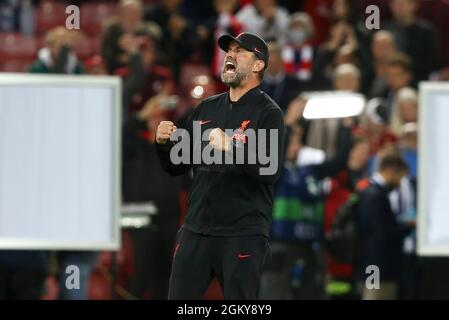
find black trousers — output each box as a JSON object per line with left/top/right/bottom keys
{"left": 168, "top": 228, "right": 270, "bottom": 300}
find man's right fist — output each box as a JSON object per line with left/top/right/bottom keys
{"left": 156, "top": 121, "right": 177, "bottom": 144}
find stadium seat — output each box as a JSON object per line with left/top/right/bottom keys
{"left": 0, "top": 33, "right": 37, "bottom": 60}
{"left": 35, "top": 0, "right": 67, "bottom": 35}
{"left": 0, "top": 59, "right": 34, "bottom": 73}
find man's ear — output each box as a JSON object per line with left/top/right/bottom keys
{"left": 253, "top": 60, "right": 265, "bottom": 73}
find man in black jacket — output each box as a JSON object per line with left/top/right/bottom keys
{"left": 155, "top": 33, "right": 285, "bottom": 299}
{"left": 356, "top": 149, "right": 410, "bottom": 300}
{"left": 385, "top": 0, "right": 441, "bottom": 82}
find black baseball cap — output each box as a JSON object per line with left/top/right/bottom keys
{"left": 218, "top": 32, "right": 269, "bottom": 69}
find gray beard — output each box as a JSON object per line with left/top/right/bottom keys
{"left": 221, "top": 69, "right": 247, "bottom": 88}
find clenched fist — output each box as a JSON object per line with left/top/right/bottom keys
{"left": 209, "top": 128, "right": 232, "bottom": 152}
{"left": 156, "top": 121, "right": 177, "bottom": 144}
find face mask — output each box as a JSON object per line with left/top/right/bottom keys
{"left": 289, "top": 30, "right": 307, "bottom": 45}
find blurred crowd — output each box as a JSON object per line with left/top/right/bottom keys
{"left": 0, "top": 0, "right": 449, "bottom": 300}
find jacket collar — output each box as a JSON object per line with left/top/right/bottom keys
{"left": 227, "top": 85, "right": 262, "bottom": 106}
{"left": 372, "top": 172, "right": 387, "bottom": 187}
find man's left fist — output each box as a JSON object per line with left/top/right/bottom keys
{"left": 209, "top": 128, "right": 232, "bottom": 152}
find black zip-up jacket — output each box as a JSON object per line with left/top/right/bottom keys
{"left": 156, "top": 86, "right": 285, "bottom": 237}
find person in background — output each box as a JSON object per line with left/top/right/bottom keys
{"left": 261, "top": 42, "right": 305, "bottom": 112}
{"left": 368, "top": 31, "right": 398, "bottom": 98}
{"left": 356, "top": 98, "right": 398, "bottom": 176}
{"left": 302, "top": 0, "right": 334, "bottom": 46}
{"left": 331, "top": 0, "right": 371, "bottom": 50}
{"left": 196, "top": 0, "right": 243, "bottom": 78}
{"left": 144, "top": 0, "right": 184, "bottom": 27}
{"left": 236, "top": 0, "right": 290, "bottom": 45}
{"left": 385, "top": 54, "right": 413, "bottom": 97}
{"left": 398, "top": 122, "right": 417, "bottom": 180}
{"left": 323, "top": 137, "right": 370, "bottom": 299}
{"left": 389, "top": 124, "right": 418, "bottom": 230}
{"left": 102, "top": 6, "right": 165, "bottom": 119}
{"left": 312, "top": 0, "right": 372, "bottom": 93}
{"left": 395, "top": 122, "right": 419, "bottom": 299}
{"left": 369, "top": 123, "right": 417, "bottom": 229}
{"left": 370, "top": 30, "right": 398, "bottom": 74}
{"left": 371, "top": 52, "right": 414, "bottom": 115}
{"left": 332, "top": 62, "right": 361, "bottom": 93}
{"left": 385, "top": 0, "right": 441, "bottom": 82}
{"left": 122, "top": 94, "right": 183, "bottom": 299}
{"left": 356, "top": 148, "right": 411, "bottom": 300}
{"left": 212, "top": 0, "right": 243, "bottom": 78}
{"left": 282, "top": 12, "right": 316, "bottom": 83}
{"left": 306, "top": 63, "right": 360, "bottom": 159}
{"left": 144, "top": 0, "right": 196, "bottom": 83}
{"left": 120, "top": 28, "right": 175, "bottom": 118}
{"left": 102, "top": 0, "right": 145, "bottom": 75}
{"left": 389, "top": 87, "right": 418, "bottom": 136}
{"left": 29, "top": 27, "right": 84, "bottom": 74}
{"left": 260, "top": 115, "right": 353, "bottom": 299}
{"left": 368, "top": 124, "right": 418, "bottom": 215}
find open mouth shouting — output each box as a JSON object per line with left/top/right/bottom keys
{"left": 221, "top": 58, "right": 245, "bottom": 87}
{"left": 224, "top": 60, "right": 237, "bottom": 74}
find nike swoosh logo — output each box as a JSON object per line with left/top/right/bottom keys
{"left": 199, "top": 120, "right": 211, "bottom": 125}
{"left": 238, "top": 254, "right": 251, "bottom": 259}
